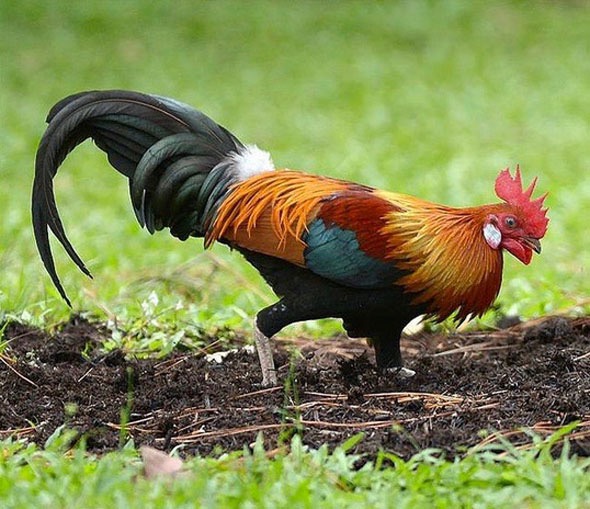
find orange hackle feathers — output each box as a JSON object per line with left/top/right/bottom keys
{"left": 495, "top": 166, "right": 549, "bottom": 238}
{"left": 377, "top": 192, "right": 505, "bottom": 321}
{"left": 207, "top": 170, "right": 350, "bottom": 263}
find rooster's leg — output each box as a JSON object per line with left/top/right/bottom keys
{"left": 372, "top": 329, "right": 416, "bottom": 378}
{"left": 253, "top": 320, "right": 277, "bottom": 387}
{"left": 255, "top": 299, "right": 310, "bottom": 387}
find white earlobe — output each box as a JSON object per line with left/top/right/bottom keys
{"left": 483, "top": 223, "right": 502, "bottom": 249}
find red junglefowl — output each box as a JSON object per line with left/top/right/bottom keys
{"left": 32, "top": 90, "right": 549, "bottom": 386}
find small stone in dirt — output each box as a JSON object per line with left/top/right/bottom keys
{"left": 205, "top": 345, "right": 256, "bottom": 364}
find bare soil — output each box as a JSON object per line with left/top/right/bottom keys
{"left": 1, "top": 315, "right": 589, "bottom": 460}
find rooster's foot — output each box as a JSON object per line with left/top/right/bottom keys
{"left": 384, "top": 366, "right": 416, "bottom": 378}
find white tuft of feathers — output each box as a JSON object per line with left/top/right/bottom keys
{"left": 229, "top": 145, "right": 275, "bottom": 181}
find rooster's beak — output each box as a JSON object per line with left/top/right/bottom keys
{"left": 524, "top": 237, "right": 542, "bottom": 254}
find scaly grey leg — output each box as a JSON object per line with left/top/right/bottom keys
{"left": 254, "top": 321, "right": 277, "bottom": 386}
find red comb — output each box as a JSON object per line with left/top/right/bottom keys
{"left": 495, "top": 166, "right": 549, "bottom": 238}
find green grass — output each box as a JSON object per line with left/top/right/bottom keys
{"left": 1, "top": 432, "right": 589, "bottom": 509}
{"left": 1, "top": 1, "right": 589, "bottom": 506}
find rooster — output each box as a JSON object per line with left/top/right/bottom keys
{"left": 33, "top": 90, "right": 549, "bottom": 386}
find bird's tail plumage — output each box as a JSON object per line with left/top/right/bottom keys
{"left": 32, "top": 90, "right": 273, "bottom": 304}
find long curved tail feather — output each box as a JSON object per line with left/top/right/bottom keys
{"left": 32, "top": 90, "right": 258, "bottom": 304}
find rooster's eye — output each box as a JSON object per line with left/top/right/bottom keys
{"left": 504, "top": 216, "right": 517, "bottom": 229}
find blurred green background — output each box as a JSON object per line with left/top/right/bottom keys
{"left": 1, "top": 1, "right": 588, "bottom": 337}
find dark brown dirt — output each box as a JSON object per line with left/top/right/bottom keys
{"left": 1, "top": 315, "right": 589, "bottom": 459}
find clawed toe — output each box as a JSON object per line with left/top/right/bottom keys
{"left": 383, "top": 366, "right": 416, "bottom": 378}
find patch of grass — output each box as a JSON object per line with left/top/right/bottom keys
{"left": 0, "top": 432, "right": 589, "bottom": 508}
{"left": 1, "top": 0, "right": 589, "bottom": 338}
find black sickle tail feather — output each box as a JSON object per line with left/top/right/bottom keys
{"left": 32, "top": 90, "right": 244, "bottom": 304}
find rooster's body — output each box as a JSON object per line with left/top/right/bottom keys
{"left": 33, "top": 91, "right": 548, "bottom": 386}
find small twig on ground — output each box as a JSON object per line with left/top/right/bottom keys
{"left": 0, "top": 424, "right": 38, "bottom": 438}
{"left": 0, "top": 356, "right": 39, "bottom": 388}
{"left": 432, "top": 342, "right": 517, "bottom": 357}
{"left": 574, "top": 351, "right": 590, "bottom": 361}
